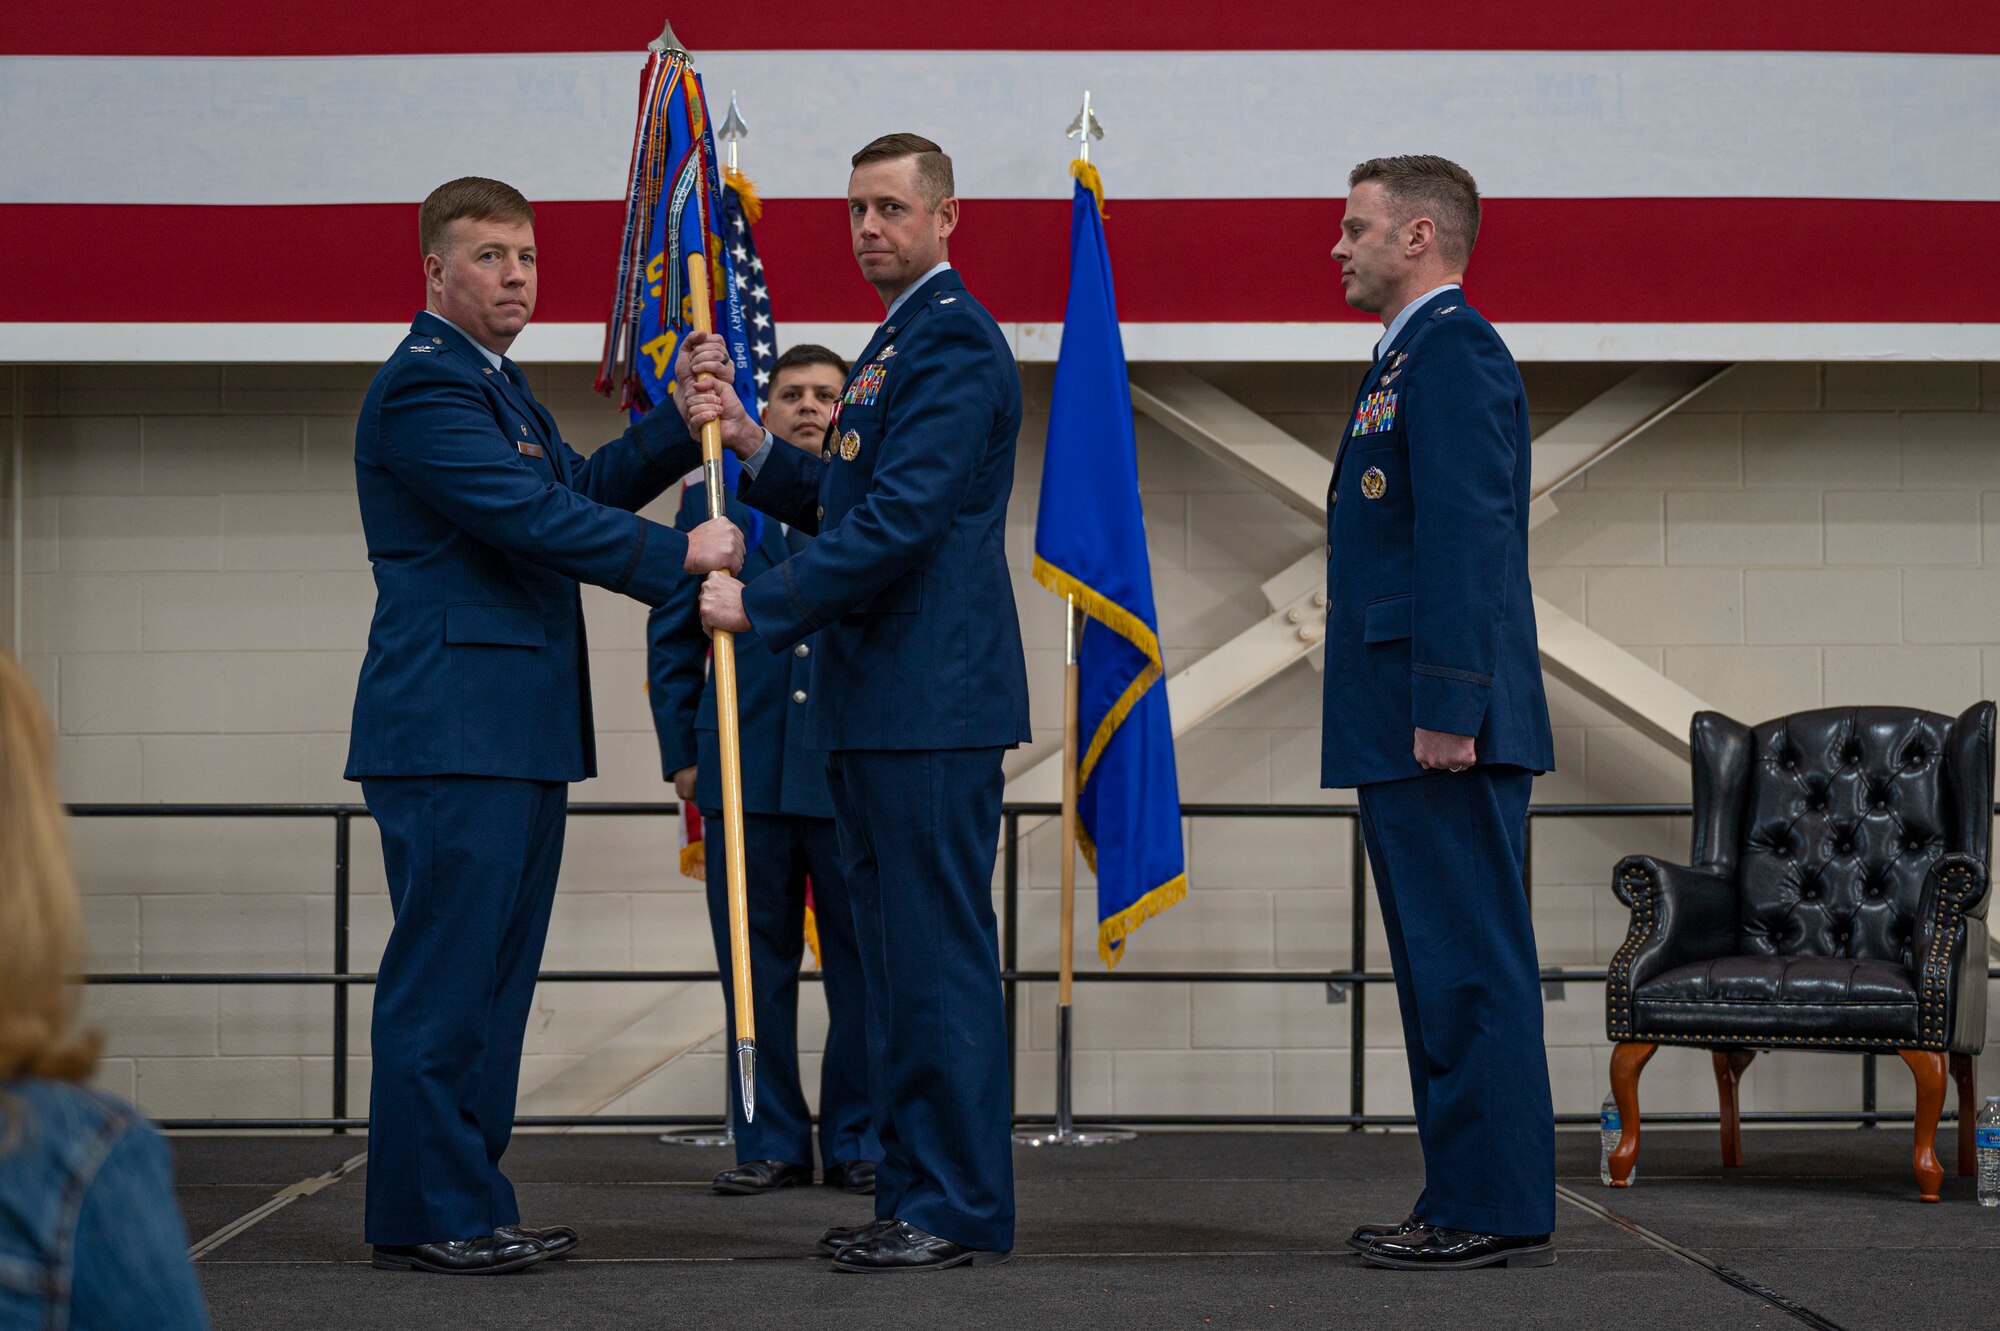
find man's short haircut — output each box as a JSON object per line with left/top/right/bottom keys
{"left": 419, "top": 177, "right": 535, "bottom": 259}
{"left": 849, "top": 133, "right": 954, "bottom": 209}
{"left": 771, "top": 343, "right": 850, "bottom": 387}
{"left": 1348, "top": 155, "right": 1481, "bottom": 266}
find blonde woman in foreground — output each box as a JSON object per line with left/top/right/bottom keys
{"left": 0, "top": 650, "right": 210, "bottom": 1329}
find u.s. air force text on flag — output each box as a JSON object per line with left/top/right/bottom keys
{"left": 1032, "top": 161, "right": 1187, "bottom": 967}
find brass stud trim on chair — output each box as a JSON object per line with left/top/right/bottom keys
{"left": 1631, "top": 1032, "right": 1944, "bottom": 1051}
{"left": 1605, "top": 865, "right": 1659, "bottom": 1041}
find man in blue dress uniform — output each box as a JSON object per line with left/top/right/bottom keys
{"left": 648, "top": 344, "right": 879, "bottom": 1197}
{"left": 1320, "top": 156, "right": 1559, "bottom": 1270}
{"left": 678, "top": 133, "right": 1029, "bottom": 1273}
{"left": 345, "top": 177, "right": 744, "bottom": 1275}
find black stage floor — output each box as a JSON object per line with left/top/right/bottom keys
{"left": 177, "top": 1128, "right": 1994, "bottom": 1330}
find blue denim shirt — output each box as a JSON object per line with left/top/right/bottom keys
{"left": 0, "top": 1080, "right": 209, "bottom": 1331}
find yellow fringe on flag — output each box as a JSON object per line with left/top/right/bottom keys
{"left": 1033, "top": 556, "right": 1182, "bottom": 966}
{"left": 679, "top": 841, "right": 704, "bottom": 880}
{"left": 725, "top": 168, "right": 763, "bottom": 226}
{"left": 1078, "top": 822, "right": 1186, "bottom": 967}
{"left": 803, "top": 905, "right": 822, "bottom": 970}
{"left": 1070, "top": 159, "right": 1107, "bottom": 220}
{"left": 1098, "top": 875, "right": 1188, "bottom": 969}
{"left": 1030, "top": 557, "right": 1164, "bottom": 792}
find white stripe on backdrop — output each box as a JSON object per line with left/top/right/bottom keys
{"left": 4, "top": 50, "right": 1996, "bottom": 204}
{"left": 8, "top": 321, "right": 2000, "bottom": 364}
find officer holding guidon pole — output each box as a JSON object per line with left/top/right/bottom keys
{"left": 676, "top": 133, "right": 1031, "bottom": 1273}
{"left": 599, "top": 23, "right": 762, "bottom": 1123}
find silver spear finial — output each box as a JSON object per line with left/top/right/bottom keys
{"left": 1066, "top": 89, "right": 1104, "bottom": 163}
{"left": 718, "top": 92, "right": 749, "bottom": 143}
{"left": 718, "top": 92, "right": 749, "bottom": 172}
{"left": 648, "top": 19, "right": 686, "bottom": 54}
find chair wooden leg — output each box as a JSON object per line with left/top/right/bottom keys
{"left": 1898, "top": 1049, "right": 1948, "bottom": 1203}
{"left": 1711, "top": 1049, "right": 1756, "bottom": 1168}
{"left": 1949, "top": 1052, "right": 1977, "bottom": 1178}
{"left": 1609, "top": 1041, "right": 1656, "bottom": 1187}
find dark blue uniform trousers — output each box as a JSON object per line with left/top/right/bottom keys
{"left": 360, "top": 776, "right": 566, "bottom": 1245}
{"left": 828, "top": 747, "right": 1015, "bottom": 1253}
{"left": 704, "top": 812, "right": 877, "bottom": 1170}
{"left": 1356, "top": 766, "right": 1555, "bottom": 1236}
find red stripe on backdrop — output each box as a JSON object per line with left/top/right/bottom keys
{"left": 8, "top": 199, "right": 1997, "bottom": 327}
{"left": 6, "top": 2, "right": 1999, "bottom": 55}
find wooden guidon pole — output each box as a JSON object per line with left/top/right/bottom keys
{"left": 685, "top": 253, "right": 757, "bottom": 1122}
{"left": 1058, "top": 597, "right": 1080, "bottom": 1011}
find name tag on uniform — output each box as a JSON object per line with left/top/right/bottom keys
{"left": 517, "top": 441, "right": 545, "bottom": 458}
{"left": 1351, "top": 389, "right": 1399, "bottom": 438}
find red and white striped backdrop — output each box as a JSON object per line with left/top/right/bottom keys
{"left": 6, "top": 3, "right": 1998, "bottom": 361}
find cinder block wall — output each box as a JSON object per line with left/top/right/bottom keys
{"left": 3, "top": 360, "right": 1996, "bottom": 1124}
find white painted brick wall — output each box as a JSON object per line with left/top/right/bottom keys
{"left": 2, "top": 359, "right": 1996, "bottom": 1127}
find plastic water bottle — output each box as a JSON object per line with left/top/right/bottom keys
{"left": 1978, "top": 1096, "right": 2000, "bottom": 1207}
{"left": 1599, "top": 1091, "right": 1632, "bottom": 1187}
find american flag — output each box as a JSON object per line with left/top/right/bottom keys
{"left": 4, "top": 3, "right": 1997, "bottom": 363}
{"left": 722, "top": 174, "right": 777, "bottom": 415}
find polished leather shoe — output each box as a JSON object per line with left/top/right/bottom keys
{"left": 711, "top": 1160, "right": 814, "bottom": 1195}
{"left": 823, "top": 1159, "right": 877, "bottom": 1195}
{"left": 1359, "top": 1227, "right": 1555, "bottom": 1270}
{"left": 1346, "top": 1211, "right": 1422, "bottom": 1253}
{"left": 816, "top": 1216, "right": 896, "bottom": 1256}
{"left": 830, "top": 1219, "right": 1010, "bottom": 1273}
{"left": 371, "top": 1234, "right": 551, "bottom": 1274}
{"left": 496, "top": 1222, "right": 579, "bottom": 1258}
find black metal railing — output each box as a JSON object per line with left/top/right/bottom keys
{"left": 73, "top": 801, "right": 2000, "bottom": 1133}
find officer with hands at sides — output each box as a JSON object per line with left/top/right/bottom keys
{"left": 1321, "top": 155, "right": 1558, "bottom": 1271}
{"left": 648, "top": 343, "right": 880, "bottom": 1198}
{"left": 346, "top": 176, "right": 743, "bottom": 1276}
{"left": 675, "top": 133, "right": 1031, "bottom": 1274}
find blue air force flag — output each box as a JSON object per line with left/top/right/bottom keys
{"left": 1032, "top": 162, "right": 1187, "bottom": 968}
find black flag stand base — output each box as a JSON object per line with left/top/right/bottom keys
{"left": 657, "top": 1056, "right": 737, "bottom": 1147}
{"left": 1013, "top": 1004, "right": 1136, "bottom": 1148}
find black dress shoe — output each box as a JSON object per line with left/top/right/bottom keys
{"left": 1359, "top": 1227, "right": 1556, "bottom": 1270}
{"left": 816, "top": 1217, "right": 896, "bottom": 1256}
{"left": 823, "top": 1160, "right": 877, "bottom": 1195}
{"left": 1347, "top": 1211, "right": 1422, "bottom": 1253}
{"left": 830, "top": 1220, "right": 1010, "bottom": 1274}
{"left": 371, "top": 1234, "right": 551, "bottom": 1274}
{"left": 496, "top": 1222, "right": 579, "bottom": 1258}
{"left": 711, "top": 1160, "right": 814, "bottom": 1195}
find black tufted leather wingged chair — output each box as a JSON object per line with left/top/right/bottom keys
{"left": 1604, "top": 704, "right": 1993, "bottom": 1201}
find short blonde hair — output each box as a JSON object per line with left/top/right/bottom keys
{"left": 0, "top": 650, "right": 99, "bottom": 1082}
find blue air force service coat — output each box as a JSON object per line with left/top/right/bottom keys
{"left": 648, "top": 486, "right": 834, "bottom": 818}
{"left": 1320, "top": 291, "right": 1555, "bottom": 789}
{"left": 697, "top": 268, "right": 1032, "bottom": 753}
{"left": 346, "top": 312, "right": 700, "bottom": 783}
